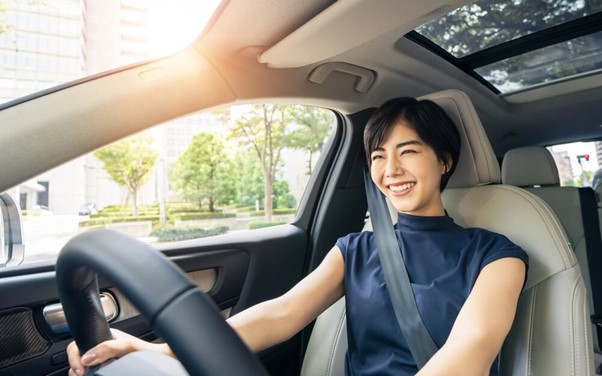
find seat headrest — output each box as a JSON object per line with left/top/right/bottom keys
{"left": 418, "top": 90, "right": 499, "bottom": 188}
{"left": 501, "top": 146, "right": 560, "bottom": 187}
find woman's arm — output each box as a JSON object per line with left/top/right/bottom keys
{"left": 67, "top": 246, "right": 345, "bottom": 374}
{"left": 227, "top": 246, "right": 345, "bottom": 352}
{"left": 417, "top": 257, "right": 526, "bottom": 376}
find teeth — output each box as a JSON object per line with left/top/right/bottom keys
{"left": 389, "top": 182, "right": 415, "bottom": 192}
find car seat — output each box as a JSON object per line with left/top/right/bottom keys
{"left": 502, "top": 145, "right": 602, "bottom": 359}
{"left": 301, "top": 89, "right": 594, "bottom": 376}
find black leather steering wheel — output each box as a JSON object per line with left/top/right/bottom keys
{"left": 55, "top": 229, "right": 267, "bottom": 375}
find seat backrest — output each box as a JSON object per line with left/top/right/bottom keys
{"left": 301, "top": 90, "right": 594, "bottom": 376}
{"left": 502, "top": 146, "right": 602, "bottom": 355}
{"left": 594, "top": 182, "right": 602, "bottom": 229}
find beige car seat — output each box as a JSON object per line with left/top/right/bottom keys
{"left": 502, "top": 145, "right": 602, "bottom": 361}
{"left": 301, "top": 89, "right": 594, "bottom": 376}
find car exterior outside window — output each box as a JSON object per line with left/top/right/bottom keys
{"left": 9, "top": 105, "right": 335, "bottom": 265}
{"left": 547, "top": 141, "right": 602, "bottom": 188}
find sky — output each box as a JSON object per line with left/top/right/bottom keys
{"left": 550, "top": 142, "right": 599, "bottom": 169}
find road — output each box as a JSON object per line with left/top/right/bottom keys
{"left": 20, "top": 214, "right": 83, "bottom": 264}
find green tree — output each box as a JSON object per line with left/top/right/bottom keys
{"left": 233, "top": 150, "right": 264, "bottom": 208}
{"left": 227, "top": 104, "right": 291, "bottom": 220}
{"left": 172, "top": 132, "right": 236, "bottom": 212}
{"left": 286, "top": 106, "right": 334, "bottom": 175}
{"left": 232, "top": 151, "right": 295, "bottom": 210}
{"left": 272, "top": 179, "right": 296, "bottom": 209}
{"left": 94, "top": 134, "right": 158, "bottom": 217}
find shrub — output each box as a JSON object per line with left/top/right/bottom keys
{"left": 248, "top": 220, "right": 287, "bottom": 230}
{"left": 250, "top": 208, "right": 295, "bottom": 217}
{"left": 150, "top": 225, "right": 229, "bottom": 241}
{"left": 273, "top": 208, "right": 296, "bottom": 215}
{"left": 173, "top": 212, "right": 235, "bottom": 221}
{"left": 79, "top": 215, "right": 160, "bottom": 227}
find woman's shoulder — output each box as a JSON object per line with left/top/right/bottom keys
{"left": 465, "top": 226, "right": 529, "bottom": 266}
{"left": 335, "top": 230, "right": 375, "bottom": 259}
{"left": 336, "top": 230, "right": 372, "bottom": 247}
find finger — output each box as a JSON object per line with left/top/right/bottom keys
{"left": 109, "top": 328, "right": 134, "bottom": 341}
{"left": 80, "top": 338, "right": 135, "bottom": 367}
{"left": 66, "top": 341, "right": 84, "bottom": 376}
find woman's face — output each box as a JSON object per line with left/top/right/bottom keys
{"left": 369, "top": 121, "right": 447, "bottom": 216}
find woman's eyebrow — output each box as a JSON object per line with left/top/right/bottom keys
{"left": 395, "top": 140, "right": 423, "bottom": 149}
{"left": 373, "top": 140, "right": 423, "bottom": 152}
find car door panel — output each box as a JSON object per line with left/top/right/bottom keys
{"left": 0, "top": 224, "right": 308, "bottom": 376}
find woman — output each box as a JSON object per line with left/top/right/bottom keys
{"left": 68, "top": 97, "right": 528, "bottom": 376}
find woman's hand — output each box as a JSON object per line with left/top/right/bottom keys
{"left": 67, "top": 328, "right": 174, "bottom": 376}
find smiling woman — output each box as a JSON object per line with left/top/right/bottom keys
{"left": 0, "top": 0, "right": 599, "bottom": 375}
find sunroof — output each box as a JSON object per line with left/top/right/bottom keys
{"left": 410, "top": 0, "right": 602, "bottom": 94}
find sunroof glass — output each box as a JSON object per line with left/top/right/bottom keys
{"left": 412, "top": 0, "right": 602, "bottom": 94}
{"left": 416, "top": 0, "right": 601, "bottom": 58}
{"left": 476, "top": 31, "right": 602, "bottom": 92}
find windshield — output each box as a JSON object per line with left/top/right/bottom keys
{"left": 0, "top": 0, "right": 220, "bottom": 105}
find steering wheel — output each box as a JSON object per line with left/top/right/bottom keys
{"left": 55, "top": 229, "right": 267, "bottom": 375}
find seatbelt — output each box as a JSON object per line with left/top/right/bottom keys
{"left": 363, "top": 168, "right": 438, "bottom": 369}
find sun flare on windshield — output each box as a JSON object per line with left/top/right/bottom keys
{"left": 147, "top": 0, "right": 221, "bottom": 58}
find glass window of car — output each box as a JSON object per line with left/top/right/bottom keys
{"left": 547, "top": 140, "right": 601, "bottom": 188}
{"left": 0, "top": 0, "right": 220, "bottom": 105}
{"left": 411, "top": 0, "right": 602, "bottom": 94}
{"left": 0, "top": 1, "right": 340, "bottom": 266}
{"left": 9, "top": 104, "right": 336, "bottom": 265}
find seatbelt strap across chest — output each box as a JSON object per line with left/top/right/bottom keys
{"left": 363, "top": 168, "right": 438, "bottom": 369}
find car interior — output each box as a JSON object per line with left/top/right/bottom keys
{"left": 0, "top": 0, "right": 602, "bottom": 375}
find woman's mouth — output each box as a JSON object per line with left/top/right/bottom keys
{"left": 388, "top": 182, "right": 415, "bottom": 195}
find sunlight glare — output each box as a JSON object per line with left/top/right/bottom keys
{"left": 148, "top": 0, "right": 221, "bottom": 57}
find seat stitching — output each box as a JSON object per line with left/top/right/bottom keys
{"left": 493, "top": 185, "right": 573, "bottom": 268}
{"left": 581, "top": 284, "right": 593, "bottom": 374}
{"left": 528, "top": 286, "right": 537, "bottom": 376}
{"left": 570, "top": 276, "right": 577, "bottom": 376}
{"left": 574, "top": 274, "right": 592, "bottom": 376}
{"left": 326, "top": 305, "right": 347, "bottom": 376}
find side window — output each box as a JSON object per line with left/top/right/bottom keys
{"left": 547, "top": 141, "right": 601, "bottom": 188}
{"left": 7, "top": 104, "right": 336, "bottom": 266}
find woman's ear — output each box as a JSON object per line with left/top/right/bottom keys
{"left": 441, "top": 154, "right": 452, "bottom": 175}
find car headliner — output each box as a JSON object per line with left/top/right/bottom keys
{"left": 0, "top": 0, "right": 601, "bottom": 194}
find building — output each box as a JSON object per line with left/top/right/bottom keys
{"left": 0, "top": 0, "right": 151, "bottom": 214}
{"left": 1, "top": 1, "right": 315, "bottom": 215}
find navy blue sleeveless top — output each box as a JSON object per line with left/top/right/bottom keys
{"left": 336, "top": 212, "right": 528, "bottom": 376}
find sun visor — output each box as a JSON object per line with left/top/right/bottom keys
{"left": 258, "top": 0, "right": 471, "bottom": 68}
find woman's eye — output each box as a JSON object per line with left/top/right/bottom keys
{"left": 371, "top": 155, "right": 383, "bottom": 161}
{"left": 401, "top": 149, "right": 416, "bottom": 155}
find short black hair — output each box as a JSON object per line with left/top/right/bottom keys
{"left": 363, "top": 97, "right": 461, "bottom": 191}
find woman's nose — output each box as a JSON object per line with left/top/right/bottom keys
{"left": 385, "top": 157, "right": 403, "bottom": 177}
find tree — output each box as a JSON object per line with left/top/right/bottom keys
{"left": 172, "top": 132, "right": 236, "bottom": 212}
{"left": 94, "top": 134, "right": 158, "bottom": 217}
{"left": 228, "top": 104, "right": 291, "bottom": 220}
{"left": 286, "top": 106, "right": 334, "bottom": 175}
{"left": 232, "top": 150, "right": 264, "bottom": 208}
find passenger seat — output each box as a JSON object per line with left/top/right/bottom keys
{"left": 502, "top": 146, "right": 602, "bottom": 355}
